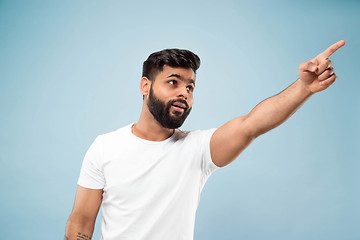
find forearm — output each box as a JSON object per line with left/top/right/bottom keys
{"left": 245, "top": 79, "right": 313, "bottom": 137}
{"left": 65, "top": 217, "right": 95, "bottom": 240}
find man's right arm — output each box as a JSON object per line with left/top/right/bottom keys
{"left": 65, "top": 186, "right": 103, "bottom": 240}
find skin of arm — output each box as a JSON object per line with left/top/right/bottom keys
{"left": 210, "top": 40, "right": 345, "bottom": 168}
{"left": 65, "top": 186, "right": 103, "bottom": 240}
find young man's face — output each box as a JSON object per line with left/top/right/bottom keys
{"left": 146, "top": 65, "right": 196, "bottom": 129}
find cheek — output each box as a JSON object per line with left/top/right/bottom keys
{"left": 153, "top": 86, "right": 172, "bottom": 100}
{"left": 188, "top": 97, "right": 194, "bottom": 107}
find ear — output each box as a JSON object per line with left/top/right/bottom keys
{"left": 140, "top": 77, "right": 151, "bottom": 96}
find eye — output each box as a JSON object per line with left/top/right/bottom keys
{"left": 186, "top": 85, "right": 194, "bottom": 92}
{"left": 169, "top": 80, "right": 177, "bottom": 85}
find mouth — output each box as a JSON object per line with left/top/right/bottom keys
{"left": 171, "top": 101, "right": 188, "bottom": 113}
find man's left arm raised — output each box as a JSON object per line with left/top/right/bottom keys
{"left": 210, "top": 40, "right": 345, "bottom": 168}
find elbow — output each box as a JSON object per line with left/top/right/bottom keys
{"left": 240, "top": 114, "right": 261, "bottom": 139}
{"left": 67, "top": 213, "right": 95, "bottom": 227}
{"left": 66, "top": 213, "right": 96, "bottom": 234}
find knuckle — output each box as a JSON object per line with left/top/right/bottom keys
{"left": 299, "top": 62, "right": 306, "bottom": 69}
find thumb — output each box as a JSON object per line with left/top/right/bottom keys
{"left": 299, "top": 61, "right": 318, "bottom": 73}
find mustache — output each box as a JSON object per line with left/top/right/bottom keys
{"left": 168, "top": 99, "right": 189, "bottom": 110}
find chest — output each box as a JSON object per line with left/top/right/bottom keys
{"left": 101, "top": 142, "right": 202, "bottom": 202}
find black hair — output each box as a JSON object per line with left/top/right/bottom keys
{"left": 142, "top": 48, "right": 201, "bottom": 81}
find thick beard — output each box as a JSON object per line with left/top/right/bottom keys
{"left": 147, "top": 86, "right": 191, "bottom": 129}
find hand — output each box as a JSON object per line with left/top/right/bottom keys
{"left": 298, "top": 40, "right": 345, "bottom": 93}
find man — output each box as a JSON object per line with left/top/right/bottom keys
{"left": 65, "top": 40, "right": 345, "bottom": 240}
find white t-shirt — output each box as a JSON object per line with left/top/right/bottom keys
{"left": 77, "top": 123, "right": 220, "bottom": 240}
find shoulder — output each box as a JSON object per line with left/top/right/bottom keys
{"left": 187, "top": 128, "right": 217, "bottom": 137}
{"left": 173, "top": 128, "right": 217, "bottom": 141}
{"left": 96, "top": 123, "right": 133, "bottom": 145}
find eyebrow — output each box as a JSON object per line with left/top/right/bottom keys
{"left": 167, "top": 74, "right": 196, "bottom": 86}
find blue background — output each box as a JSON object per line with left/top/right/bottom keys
{"left": 1, "top": 0, "right": 359, "bottom": 239}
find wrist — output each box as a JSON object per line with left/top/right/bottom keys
{"left": 297, "top": 78, "right": 315, "bottom": 97}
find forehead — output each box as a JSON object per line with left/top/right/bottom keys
{"left": 156, "top": 65, "right": 196, "bottom": 83}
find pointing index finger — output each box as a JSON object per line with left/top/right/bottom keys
{"left": 318, "top": 40, "right": 346, "bottom": 59}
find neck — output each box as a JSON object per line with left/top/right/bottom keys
{"left": 132, "top": 103, "right": 174, "bottom": 141}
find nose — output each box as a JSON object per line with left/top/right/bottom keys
{"left": 177, "top": 85, "right": 189, "bottom": 100}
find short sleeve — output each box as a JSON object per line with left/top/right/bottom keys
{"left": 200, "top": 128, "right": 220, "bottom": 187}
{"left": 77, "top": 136, "right": 105, "bottom": 189}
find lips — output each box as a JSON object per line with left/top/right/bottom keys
{"left": 171, "top": 102, "right": 187, "bottom": 109}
